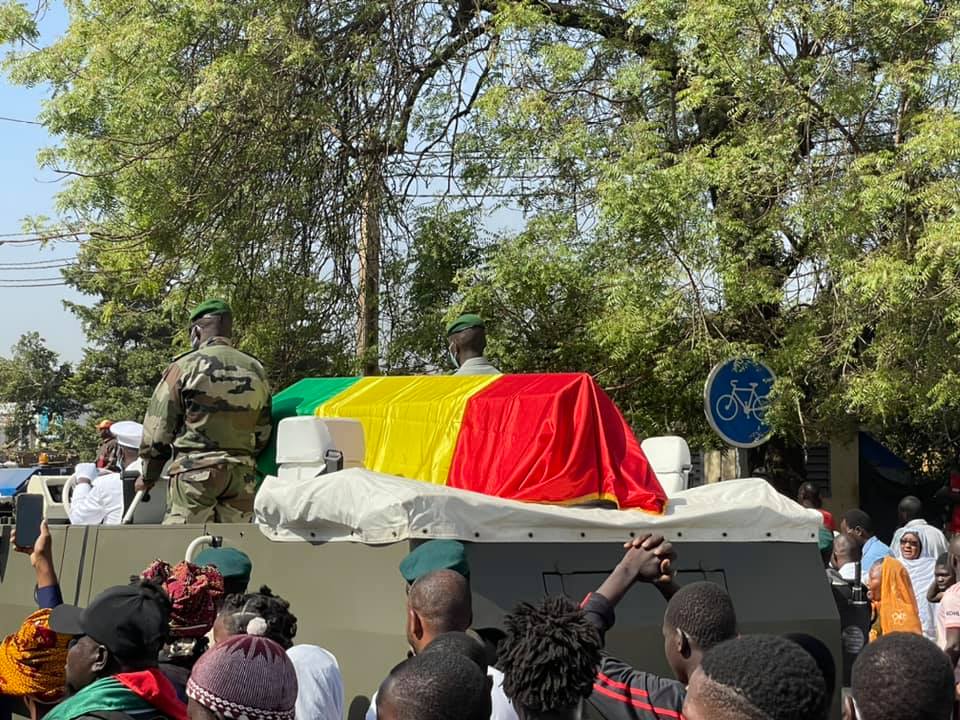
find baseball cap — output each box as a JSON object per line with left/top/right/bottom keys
{"left": 49, "top": 583, "right": 170, "bottom": 663}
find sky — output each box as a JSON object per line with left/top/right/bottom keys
{"left": 0, "top": 1, "right": 86, "bottom": 363}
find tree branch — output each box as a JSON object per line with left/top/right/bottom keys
{"left": 477, "top": 0, "right": 654, "bottom": 53}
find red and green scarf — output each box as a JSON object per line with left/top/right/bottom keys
{"left": 44, "top": 669, "right": 187, "bottom": 720}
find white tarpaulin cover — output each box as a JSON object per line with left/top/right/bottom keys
{"left": 254, "top": 468, "right": 822, "bottom": 544}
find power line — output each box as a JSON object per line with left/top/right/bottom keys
{"left": 0, "top": 115, "right": 42, "bottom": 126}
{"left": 0, "top": 258, "right": 77, "bottom": 269}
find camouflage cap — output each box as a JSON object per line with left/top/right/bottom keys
{"left": 189, "top": 299, "right": 232, "bottom": 322}
{"left": 446, "top": 314, "right": 485, "bottom": 337}
{"left": 399, "top": 540, "right": 470, "bottom": 584}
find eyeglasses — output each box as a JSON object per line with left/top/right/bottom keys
{"left": 899, "top": 538, "right": 920, "bottom": 546}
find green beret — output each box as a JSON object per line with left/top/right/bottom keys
{"left": 446, "top": 314, "right": 485, "bottom": 337}
{"left": 194, "top": 547, "right": 252, "bottom": 584}
{"left": 189, "top": 298, "right": 232, "bottom": 322}
{"left": 399, "top": 539, "right": 470, "bottom": 584}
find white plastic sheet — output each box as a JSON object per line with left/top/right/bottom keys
{"left": 255, "top": 468, "right": 821, "bottom": 544}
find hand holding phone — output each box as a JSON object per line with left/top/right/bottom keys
{"left": 13, "top": 517, "right": 56, "bottom": 590}
{"left": 14, "top": 494, "right": 44, "bottom": 551}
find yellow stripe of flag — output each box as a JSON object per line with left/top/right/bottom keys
{"left": 314, "top": 375, "right": 500, "bottom": 484}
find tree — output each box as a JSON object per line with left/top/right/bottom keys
{"left": 383, "top": 207, "right": 484, "bottom": 372}
{"left": 0, "top": 0, "right": 494, "bottom": 377}
{"left": 2, "top": 0, "right": 960, "bottom": 478}
{"left": 0, "top": 332, "right": 78, "bottom": 448}
{"left": 453, "top": 0, "right": 960, "bottom": 469}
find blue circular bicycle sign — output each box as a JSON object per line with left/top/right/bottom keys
{"left": 704, "top": 358, "right": 776, "bottom": 448}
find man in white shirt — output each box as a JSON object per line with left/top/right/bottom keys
{"left": 69, "top": 420, "right": 143, "bottom": 525}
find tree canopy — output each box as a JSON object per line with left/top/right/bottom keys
{"left": 2, "top": 0, "right": 960, "bottom": 475}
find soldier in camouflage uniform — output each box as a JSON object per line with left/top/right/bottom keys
{"left": 139, "top": 299, "right": 272, "bottom": 524}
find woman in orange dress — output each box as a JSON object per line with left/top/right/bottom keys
{"left": 867, "top": 556, "right": 924, "bottom": 641}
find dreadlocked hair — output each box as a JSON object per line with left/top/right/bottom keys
{"left": 218, "top": 585, "right": 298, "bottom": 649}
{"left": 498, "top": 596, "right": 601, "bottom": 715}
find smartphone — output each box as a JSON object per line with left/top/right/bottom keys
{"left": 14, "top": 494, "right": 44, "bottom": 549}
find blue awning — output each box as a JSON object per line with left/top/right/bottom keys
{"left": 859, "top": 432, "right": 912, "bottom": 486}
{"left": 0, "top": 468, "right": 40, "bottom": 497}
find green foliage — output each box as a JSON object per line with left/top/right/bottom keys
{"left": 2, "top": 0, "right": 960, "bottom": 477}
{"left": 0, "top": 332, "right": 79, "bottom": 448}
{"left": 385, "top": 207, "right": 484, "bottom": 372}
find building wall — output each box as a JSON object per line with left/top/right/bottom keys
{"left": 824, "top": 434, "right": 860, "bottom": 518}
{"left": 702, "top": 447, "right": 745, "bottom": 483}
{"left": 699, "top": 436, "right": 860, "bottom": 517}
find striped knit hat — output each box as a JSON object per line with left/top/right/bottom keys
{"left": 187, "top": 635, "right": 298, "bottom": 720}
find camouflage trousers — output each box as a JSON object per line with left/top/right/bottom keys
{"left": 163, "top": 463, "right": 256, "bottom": 525}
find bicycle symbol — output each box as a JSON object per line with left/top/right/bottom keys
{"left": 714, "top": 381, "right": 770, "bottom": 422}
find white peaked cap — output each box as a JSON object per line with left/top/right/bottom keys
{"left": 75, "top": 462, "right": 97, "bottom": 481}
{"left": 111, "top": 420, "right": 144, "bottom": 449}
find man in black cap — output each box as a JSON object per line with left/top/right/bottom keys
{"left": 446, "top": 314, "right": 501, "bottom": 376}
{"left": 46, "top": 582, "right": 187, "bottom": 720}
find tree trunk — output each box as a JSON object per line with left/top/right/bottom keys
{"left": 357, "top": 164, "right": 382, "bottom": 376}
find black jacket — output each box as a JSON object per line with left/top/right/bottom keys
{"left": 581, "top": 593, "right": 687, "bottom": 720}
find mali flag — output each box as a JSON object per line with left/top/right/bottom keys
{"left": 258, "top": 373, "right": 666, "bottom": 513}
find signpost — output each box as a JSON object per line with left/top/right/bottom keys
{"left": 704, "top": 358, "right": 776, "bottom": 448}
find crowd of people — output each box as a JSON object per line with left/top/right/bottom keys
{"left": 4, "top": 485, "right": 960, "bottom": 720}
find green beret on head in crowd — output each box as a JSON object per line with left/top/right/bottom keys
{"left": 400, "top": 539, "right": 470, "bottom": 584}
{"left": 194, "top": 546, "right": 252, "bottom": 586}
{"left": 189, "top": 298, "right": 232, "bottom": 323}
{"left": 446, "top": 314, "right": 485, "bottom": 337}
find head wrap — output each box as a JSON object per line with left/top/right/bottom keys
{"left": 140, "top": 560, "right": 224, "bottom": 639}
{"left": 446, "top": 314, "right": 485, "bottom": 337}
{"left": 190, "top": 299, "right": 232, "bottom": 322}
{"left": 96, "top": 420, "right": 113, "bottom": 431}
{"left": 187, "top": 635, "right": 298, "bottom": 720}
{"left": 0, "top": 609, "right": 70, "bottom": 702}
{"left": 287, "top": 645, "right": 343, "bottom": 720}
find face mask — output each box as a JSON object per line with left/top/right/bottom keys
{"left": 448, "top": 343, "right": 459, "bottom": 368}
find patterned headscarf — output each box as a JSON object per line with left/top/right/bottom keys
{"left": 0, "top": 609, "right": 70, "bottom": 702}
{"left": 141, "top": 560, "right": 225, "bottom": 639}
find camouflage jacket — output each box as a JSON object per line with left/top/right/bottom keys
{"left": 140, "top": 337, "right": 272, "bottom": 483}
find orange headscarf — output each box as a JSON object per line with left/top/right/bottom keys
{"left": 870, "top": 556, "right": 923, "bottom": 641}
{"left": 0, "top": 608, "right": 70, "bottom": 702}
